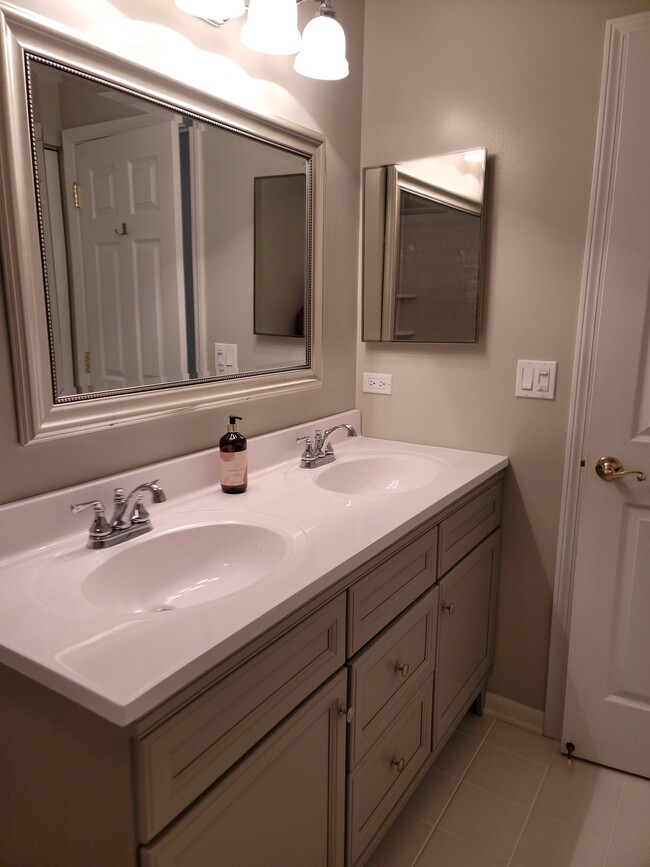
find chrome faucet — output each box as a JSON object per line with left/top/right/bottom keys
{"left": 71, "top": 480, "right": 167, "bottom": 549}
{"left": 297, "top": 423, "right": 357, "bottom": 468}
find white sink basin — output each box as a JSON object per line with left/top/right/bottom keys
{"left": 80, "top": 516, "right": 303, "bottom": 613}
{"left": 315, "top": 452, "right": 449, "bottom": 495}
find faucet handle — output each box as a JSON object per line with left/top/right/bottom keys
{"left": 129, "top": 496, "right": 151, "bottom": 525}
{"left": 297, "top": 435, "right": 318, "bottom": 467}
{"left": 70, "top": 500, "right": 111, "bottom": 539}
{"left": 296, "top": 434, "right": 314, "bottom": 452}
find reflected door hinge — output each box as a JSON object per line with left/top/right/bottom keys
{"left": 73, "top": 181, "right": 82, "bottom": 209}
{"left": 84, "top": 351, "right": 92, "bottom": 374}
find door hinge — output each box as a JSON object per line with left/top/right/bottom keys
{"left": 73, "top": 181, "right": 82, "bottom": 209}
{"left": 84, "top": 351, "right": 91, "bottom": 374}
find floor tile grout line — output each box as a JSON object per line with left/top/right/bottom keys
{"left": 427, "top": 825, "right": 514, "bottom": 864}
{"left": 408, "top": 721, "right": 494, "bottom": 866}
{"left": 603, "top": 786, "right": 624, "bottom": 863}
{"left": 505, "top": 752, "right": 556, "bottom": 866}
{"left": 476, "top": 737, "right": 559, "bottom": 769}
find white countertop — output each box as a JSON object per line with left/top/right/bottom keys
{"left": 0, "top": 411, "right": 507, "bottom": 725}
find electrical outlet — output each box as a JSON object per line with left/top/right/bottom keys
{"left": 363, "top": 372, "right": 393, "bottom": 395}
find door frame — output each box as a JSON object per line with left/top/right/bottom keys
{"left": 544, "top": 11, "right": 650, "bottom": 738}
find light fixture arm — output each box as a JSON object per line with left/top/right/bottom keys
{"left": 202, "top": 0, "right": 336, "bottom": 29}
{"left": 176, "top": 0, "right": 348, "bottom": 79}
{"left": 301, "top": 0, "right": 337, "bottom": 18}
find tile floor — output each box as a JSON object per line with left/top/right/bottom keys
{"left": 366, "top": 713, "right": 650, "bottom": 867}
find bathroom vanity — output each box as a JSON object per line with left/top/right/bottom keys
{"left": 0, "top": 415, "right": 506, "bottom": 866}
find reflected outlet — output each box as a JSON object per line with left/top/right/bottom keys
{"left": 363, "top": 372, "right": 393, "bottom": 395}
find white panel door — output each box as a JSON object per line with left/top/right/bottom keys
{"left": 562, "top": 14, "right": 650, "bottom": 776}
{"left": 67, "top": 119, "right": 186, "bottom": 392}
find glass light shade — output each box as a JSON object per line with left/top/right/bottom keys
{"left": 293, "top": 14, "right": 349, "bottom": 80}
{"left": 241, "top": 0, "right": 302, "bottom": 55}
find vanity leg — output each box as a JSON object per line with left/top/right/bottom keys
{"left": 472, "top": 686, "right": 487, "bottom": 717}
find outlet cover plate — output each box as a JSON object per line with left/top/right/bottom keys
{"left": 363, "top": 372, "right": 393, "bottom": 395}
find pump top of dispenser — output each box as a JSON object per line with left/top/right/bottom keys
{"left": 227, "top": 416, "right": 242, "bottom": 432}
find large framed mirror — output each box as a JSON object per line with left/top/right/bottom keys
{"left": 363, "top": 149, "right": 487, "bottom": 343}
{"left": 0, "top": 5, "right": 324, "bottom": 443}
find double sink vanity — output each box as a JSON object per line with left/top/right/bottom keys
{"left": 0, "top": 411, "right": 507, "bottom": 867}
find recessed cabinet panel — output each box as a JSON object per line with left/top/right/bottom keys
{"left": 347, "top": 678, "right": 433, "bottom": 866}
{"left": 438, "top": 480, "right": 502, "bottom": 575}
{"left": 347, "top": 585, "right": 439, "bottom": 767}
{"left": 135, "top": 595, "right": 345, "bottom": 841}
{"left": 435, "top": 531, "right": 501, "bottom": 745}
{"left": 348, "top": 526, "right": 437, "bottom": 654}
{"left": 142, "top": 671, "right": 347, "bottom": 867}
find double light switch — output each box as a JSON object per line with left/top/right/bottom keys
{"left": 515, "top": 360, "right": 557, "bottom": 400}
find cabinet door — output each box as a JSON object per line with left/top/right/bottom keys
{"left": 142, "top": 670, "right": 347, "bottom": 867}
{"left": 434, "top": 530, "right": 501, "bottom": 745}
{"left": 347, "top": 677, "right": 433, "bottom": 867}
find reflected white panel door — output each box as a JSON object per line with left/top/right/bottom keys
{"left": 67, "top": 119, "right": 186, "bottom": 392}
{"left": 562, "top": 13, "right": 650, "bottom": 777}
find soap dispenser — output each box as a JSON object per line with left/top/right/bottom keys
{"left": 219, "top": 415, "right": 248, "bottom": 493}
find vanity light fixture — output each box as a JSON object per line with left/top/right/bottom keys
{"left": 174, "top": 0, "right": 349, "bottom": 80}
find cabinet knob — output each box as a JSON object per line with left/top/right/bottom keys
{"left": 338, "top": 705, "right": 355, "bottom": 724}
{"left": 394, "top": 661, "right": 410, "bottom": 678}
{"left": 391, "top": 756, "right": 406, "bottom": 773}
{"left": 442, "top": 601, "right": 455, "bottom": 615}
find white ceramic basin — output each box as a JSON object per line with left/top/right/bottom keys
{"left": 315, "top": 452, "right": 449, "bottom": 495}
{"left": 80, "top": 518, "right": 302, "bottom": 613}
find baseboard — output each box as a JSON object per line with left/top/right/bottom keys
{"left": 485, "top": 692, "right": 545, "bottom": 735}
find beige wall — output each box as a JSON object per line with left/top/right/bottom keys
{"left": 0, "top": 0, "right": 363, "bottom": 504}
{"left": 359, "top": 0, "right": 650, "bottom": 712}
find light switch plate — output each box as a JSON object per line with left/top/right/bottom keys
{"left": 515, "top": 360, "right": 557, "bottom": 399}
{"left": 214, "top": 343, "right": 238, "bottom": 375}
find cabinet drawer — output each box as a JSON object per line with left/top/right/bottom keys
{"left": 347, "top": 678, "right": 433, "bottom": 866}
{"left": 438, "top": 480, "right": 502, "bottom": 575}
{"left": 135, "top": 594, "right": 346, "bottom": 842}
{"left": 435, "top": 531, "right": 501, "bottom": 745}
{"left": 348, "top": 526, "right": 437, "bottom": 655}
{"left": 142, "top": 670, "right": 347, "bottom": 867}
{"left": 347, "top": 585, "right": 438, "bottom": 768}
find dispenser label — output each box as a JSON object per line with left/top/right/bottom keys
{"left": 220, "top": 451, "right": 248, "bottom": 487}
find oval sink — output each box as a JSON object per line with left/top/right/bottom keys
{"left": 81, "top": 519, "right": 301, "bottom": 613}
{"left": 315, "top": 453, "right": 448, "bottom": 495}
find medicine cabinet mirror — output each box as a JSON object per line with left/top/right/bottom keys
{"left": 363, "top": 149, "right": 487, "bottom": 343}
{"left": 0, "top": 5, "right": 323, "bottom": 443}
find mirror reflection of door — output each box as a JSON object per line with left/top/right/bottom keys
{"left": 62, "top": 117, "right": 187, "bottom": 393}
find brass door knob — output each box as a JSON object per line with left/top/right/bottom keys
{"left": 595, "top": 456, "right": 646, "bottom": 482}
{"left": 391, "top": 756, "right": 406, "bottom": 773}
{"left": 394, "top": 661, "right": 410, "bottom": 678}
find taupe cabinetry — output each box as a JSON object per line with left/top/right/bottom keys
{"left": 435, "top": 531, "right": 501, "bottom": 745}
{"left": 135, "top": 595, "right": 346, "bottom": 842}
{"left": 0, "top": 473, "right": 504, "bottom": 867}
{"left": 347, "top": 478, "right": 502, "bottom": 866}
{"left": 142, "top": 671, "right": 348, "bottom": 867}
{"left": 346, "top": 585, "right": 439, "bottom": 864}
